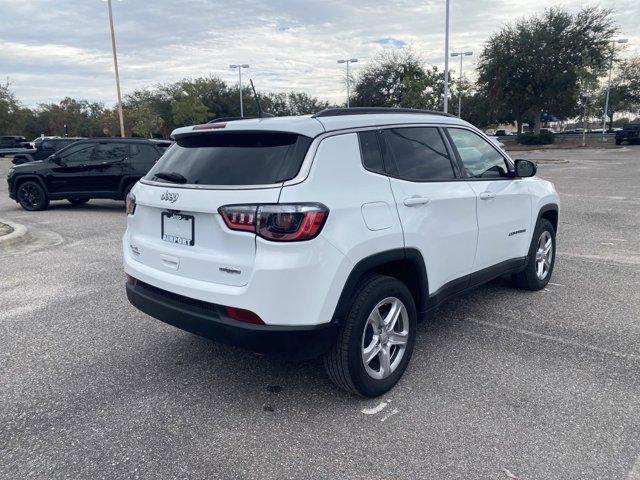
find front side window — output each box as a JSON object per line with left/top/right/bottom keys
{"left": 382, "top": 127, "right": 455, "bottom": 181}
{"left": 146, "top": 132, "right": 312, "bottom": 186}
{"left": 448, "top": 128, "right": 510, "bottom": 179}
{"left": 60, "top": 143, "right": 95, "bottom": 165}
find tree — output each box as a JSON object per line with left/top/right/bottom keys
{"left": 0, "top": 83, "right": 23, "bottom": 135}
{"left": 128, "top": 105, "right": 164, "bottom": 138}
{"left": 477, "top": 7, "right": 616, "bottom": 134}
{"left": 351, "top": 49, "right": 446, "bottom": 109}
{"left": 600, "top": 56, "right": 640, "bottom": 129}
{"left": 171, "top": 94, "right": 210, "bottom": 127}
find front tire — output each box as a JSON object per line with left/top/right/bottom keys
{"left": 324, "top": 275, "right": 417, "bottom": 397}
{"left": 17, "top": 181, "right": 49, "bottom": 211}
{"left": 512, "top": 218, "right": 556, "bottom": 291}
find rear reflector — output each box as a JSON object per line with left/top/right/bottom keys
{"left": 192, "top": 123, "right": 226, "bottom": 130}
{"left": 125, "top": 274, "right": 137, "bottom": 285}
{"left": 225, "top": 306, "right": 264, "bottom": 324}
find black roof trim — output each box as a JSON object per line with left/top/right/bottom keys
{"left": 312, "top": 107, "right": 456, "bottom": 118}
{"left": 207, "top": 117, "right": 248, "bottom": 124}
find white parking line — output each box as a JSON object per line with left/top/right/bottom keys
{"left": 361, "top": 401, "right": 389, "bottom": 415}
{"left": 380, "top": 408, "right": 399, "bottom": 422}
{"left": 628, "top": 453, "right": 640, "bottom": 480}
{"left": 465, "top": 318, "right": 639, "bottom": 363}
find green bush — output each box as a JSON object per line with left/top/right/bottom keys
{"left": 517, "top": 131, "right": 555, "bottom": 145}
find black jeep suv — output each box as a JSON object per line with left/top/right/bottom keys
{"left": 615, "top": 124, "right": 640, "bottom": 145}
{"left": 12, "top": 137, "right": 84, "bottom": 165}
{"left": 7, "top": 138, "right": 164, "bottom": 211}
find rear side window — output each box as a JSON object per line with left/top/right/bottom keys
{"left": 131, "top": 144, "right": 160, "bottom": 163}
{"left": 94, "top": 143, "right": 129, "bottom": 161}
{"left": 382, "top": 127, "right": 455, "bottom": 181}
{"left": 358, "top": 130, "right": 385, "bottom": 174}
{"left": 145, "top": 132, "right": 312, "bottom": 186}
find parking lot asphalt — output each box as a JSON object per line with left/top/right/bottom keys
{"left": 1, "top": 147, "right": 639, "bottom": 480}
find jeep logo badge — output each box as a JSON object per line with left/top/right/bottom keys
{"left": 161, "top": 191, "right": 179, "bottom": 203}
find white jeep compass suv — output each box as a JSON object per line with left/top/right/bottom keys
{"left": 123, "top": 108, "right": 559, "bottom": 397}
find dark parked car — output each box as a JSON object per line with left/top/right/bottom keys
{"left": 615, "top": 124, "right": 640, "bottom": 145}
{"left": 7, "top": 138, "right": 164, "bottom": 211}
{"left": 12, "top": 137, "right": 84, "bottom": 165}
{"left": 0, "top": 136, "right": 31, "bottom": 156}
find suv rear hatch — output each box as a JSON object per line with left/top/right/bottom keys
{"left": 127, "top": 130, "right": 313, "bottom": 287}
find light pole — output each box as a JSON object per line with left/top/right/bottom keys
{"left": 601, "top": 38, "right": 628, "bottom": 141}
{"left": 337, "top": 58, "right": 358, "bottom": 107}
{"left": 229, "top": 64, "right": 250, "bottom": 117}
{"left": 104, "top": 0, "right": 125, "bottom": 138}
{"left": 443, "top": 0, "right": 450, "bottom": 113}
{"left": 451, "top": 51, "right": 472, "bottom": 118}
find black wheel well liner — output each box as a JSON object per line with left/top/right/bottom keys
{"left": 119, "top": 176, "right": 140, "bottom": 196}
{"left": 537, "top": 203, "right": 559, "bottom": 232}
{"left": 13, "top": 175, "right": 48, "bottom": 195}
{"left": 331, "top": 248, "right": 429, "bottom": 323}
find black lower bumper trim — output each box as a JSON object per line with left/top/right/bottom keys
{"left": 126, "top": 282, "right": 337, "bottom": 360}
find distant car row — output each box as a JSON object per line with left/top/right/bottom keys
{"left": 6, "top": 137, "right": 173, "bottom": 211}
{"left": 486, "top": 127, "right": 625, "bottom": 136}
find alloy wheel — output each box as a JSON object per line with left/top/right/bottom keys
{"left": 535, "top": 230, "right": 553, "bottom": 280}
{"left": 361, "top": 297, "right": 409, "bottom": 380}
{"left": 19, "top": 184, "right": 42, "bottom": 209}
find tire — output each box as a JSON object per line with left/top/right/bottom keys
{"left": 67, "top": 198, "right": 89, "bottom": 206}
{"left": 615, "top": 139, "right": 622, "bottom": 145}
{"left": 17, "top": 180, "right": 49, "bottom": 211}
{"left": 512, "top": 218, "right": 556, "bottom": 291}
{"left": 323, "top": 274, "right": 417, "bottom": 397}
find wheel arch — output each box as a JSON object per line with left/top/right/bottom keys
{"left": 537, "top": 203, "right": 559, "bottom": 233}
{"left": 331, "top": 248, "right": 429, "bottom": 324}
{"left": 13, "top": 175, "right": 49, "bottom": 196}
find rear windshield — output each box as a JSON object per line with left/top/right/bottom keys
{"left": 145, "top": 132, "right": 313, "bottom": 186}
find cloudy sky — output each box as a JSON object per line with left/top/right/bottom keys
{"left": 1, "top": 0, "right": 638, "bottom": 107}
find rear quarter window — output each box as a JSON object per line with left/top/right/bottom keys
{"left": 145, "top": 132, "right": 312, "bottom": 186}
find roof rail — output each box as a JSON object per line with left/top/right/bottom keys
{"left": 312, "top": 107, "right": 456, "bottom": 118}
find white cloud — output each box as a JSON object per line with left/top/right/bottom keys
{"left": 0, "top": 0, "right": 638, "bottom": 107}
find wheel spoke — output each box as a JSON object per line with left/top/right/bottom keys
{"left": 369, "top": 309, "right": 384, "bottom": 332}
{"left": 387, "top": 331, "right": 408, "bottom": 347}
{"left": 379, "top": 345, "right": 391, "bottom": 377}
{"left": 362, "top": 340, "right": 381, "bottom": 365}
{"left": 536, "top": 261, "right": 544, "bottom": 277}
{"left": 385, "top": 299, "right": 402, "bottom": 330}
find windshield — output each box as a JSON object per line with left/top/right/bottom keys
{"left": 145, "top": 132, "right": 312, "bottom": 186}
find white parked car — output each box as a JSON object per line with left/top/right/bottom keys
{"left": 123, "top": 108, "right": 559, "bottom": 397}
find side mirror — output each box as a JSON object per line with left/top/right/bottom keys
{"left": 514, "top": 159, "right": 536, "bottom": 178}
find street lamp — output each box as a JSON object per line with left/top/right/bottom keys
{"left": 451, "top": 51, "right": 473, "bottom": 118}
{"left": 103, "top": 0, "right": 125, "bottom": 138}
{"left": 601, "top": 38, "right": 628, "bottom": 141}
{"left": 337, "top": 58, "right": 358, "bottom": 108}
{"left": 229, "top": 64, "right": 250, "bottom": 117}
{"left": 443, "top": 0, "right": 450, "bottom": 113}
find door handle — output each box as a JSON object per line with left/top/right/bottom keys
{"left": 403, "top": 196, "right": 430, "bottom": 207}
{"left": 479, "top": 192, "right": 496, "bottom": 200}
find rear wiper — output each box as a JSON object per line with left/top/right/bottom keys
{"left": 153, "top": 171, "right": 187, "bottom": 184}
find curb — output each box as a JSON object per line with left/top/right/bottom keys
{"left": 0, "top": 218, "right": 29, "bottom": 249}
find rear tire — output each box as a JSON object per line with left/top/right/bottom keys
{"left": 323, "top": 275, "right": 417, "bottom": 397}
{"left": 17, "top": 181, "right": 49, "bottom": 211}
{"left": 512, "top": 218, "right": 556, "bottom": 291}
{"left": 67, "top": 198, "right": 89, "bottom": 206}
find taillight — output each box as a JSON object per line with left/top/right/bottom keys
{"left": 219, "top": 204, "right": 258, "bottom": 231}
{"left": 218, "top": 203, "right": 328, "bottom": 242}
{"left": 125, "top": 192, "right": 136, "bottom": 215}
{"left": 125, "top": 273, "right": 137, "bottom": 285}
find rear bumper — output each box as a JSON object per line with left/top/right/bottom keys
{"left": 126, "top": 281, "right": 338, "bottom": 360}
